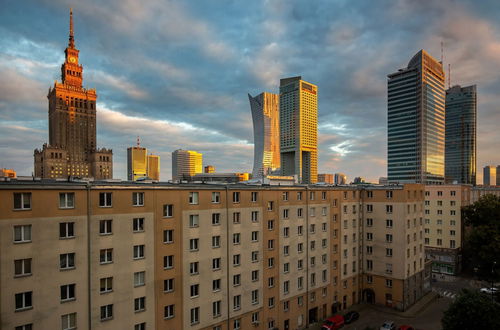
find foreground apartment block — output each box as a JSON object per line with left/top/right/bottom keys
{"left": 424, "top": 185, "right": 471, "bottom": 277}
{"left": 0, "top": 180, "right": 428, "bottom": 329}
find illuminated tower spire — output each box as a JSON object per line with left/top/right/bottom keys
{"left": 69, "top": 8, "right": 75, "bottom": 48}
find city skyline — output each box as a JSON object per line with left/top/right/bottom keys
{"left": 1, "top": 1, "right": 500, "bottom": 182}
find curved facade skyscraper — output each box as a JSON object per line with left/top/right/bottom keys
{"left": 387, "top": 50, "right": 445, "bottom": 184}
{"left": 248, "top": 92, "right": 280, "bottom": 179}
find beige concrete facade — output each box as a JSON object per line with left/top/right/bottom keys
{"left": 0, "top": 181, "right": 429, "bottom": 329}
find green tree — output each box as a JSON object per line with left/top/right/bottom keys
{"left": 442, "top": 289, "right": 500, "bottom": 330}
{"left": 462, "top": 194, "right": 500, "bottom": 281}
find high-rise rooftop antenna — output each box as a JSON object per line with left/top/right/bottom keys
{"left": 448, "top": 63, "right": 451, "bottom": 89}
{"left": 440, "top": 40, "right": 444, "bottom": 64}
{"left": 137, "top": 136, "right": 140, "bottom": 147}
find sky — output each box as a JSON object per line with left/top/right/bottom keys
{"left": 1, "top": 0, "right": 499, "bottom": 182}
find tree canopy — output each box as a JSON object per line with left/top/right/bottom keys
{"left": 442, "top": 289, "right": 500, "bottom": 330}
{"left": 462, "top": 194, "right": 500, "bottom": 281}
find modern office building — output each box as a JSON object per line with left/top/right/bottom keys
{"left": 387, "top": 50, "right": 445, "bottom": 185}
{"left": 0, "top": 180, "right": 428, "bottom": 330}
{"left": 147, "top": 154, "right": 160, "bottom": 181}
{"left": 172, "top": 149, "right": 203, "bottom": 181}
{"left": 0, "top": 169, "right": 17, "bottom": 178}
{"left": 190, "top": 172, "right": 250, "bottom": 183}
{"left": 127, "top": 144, "right": 148, "bottom": 181}
{"left": 279, "top": 76, "right": 318, "bottom": 184}
{"left": 445, "top": 85, "right": 477, "bottom": 185}
{"left": 34, "top": 9, "right": 112, "bottom": 179}
{"left": 483, "top": 165, "right": 497, "bottom": 186}
{"left": 249, "top": 92, "right": 280, "bottom": 179}
{"left": 424, "top": 185, "right": 471, "bottom": 276}
{"left": 317, "top": 174, "right": 334, "bottom": 184}
{"left": 127, "top": 141, "right": 161, "bottom": 181}
{"left": 334, "top": 173, "right": 347, "bottom": 185}
{"left": 204, "top": 165, "right": 215, "bottom": 173}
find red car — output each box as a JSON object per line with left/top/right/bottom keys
{"left": 398, "top": 326, "right": 414, "bottom": 330}
{"left": 322, "top": 315, "right": 345, "bottom": 330}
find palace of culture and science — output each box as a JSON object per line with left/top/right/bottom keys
{"left": 34, "top": 9, "right": 112, "bottom": 179}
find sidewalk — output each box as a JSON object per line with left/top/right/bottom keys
{"left": 358, "top": 291, "right": 439, "bottom": 318}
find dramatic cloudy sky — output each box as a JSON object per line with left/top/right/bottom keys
{"left": 1, "top": 0, "right": 499, "bottom": 182}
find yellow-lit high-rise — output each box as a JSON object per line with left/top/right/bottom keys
{"left": 172, "top": 149, "right": 203, "bottom": 181}
{"left": 279, "top": 76, "right": 318, "bottom": 183}
{"left": 147, "top": 154, "right": 160, "bottom": 180}
{"left": 127, "top": 145, "right": 148, "bottom": 181}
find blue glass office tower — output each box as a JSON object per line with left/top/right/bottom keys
{"left": 387, "top": 50, "right": 445, "bottom": 184}
{"left": 445, "top": 85, "right": 477, "bottom": 185}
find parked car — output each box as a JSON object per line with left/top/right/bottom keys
{"left": 480, "top": 287, "right": 498, "bottom": 295}
{"left": 322, "top": 315, "right": 345, "bottom": 330}
{"left": 344, "top": 311, "right": 359, "bottom": 324}
{"left": 380, "top": 321, "right": 396, "bottom": 330}
{"left": 398, "top": 326, "right": 414, "bottom": 330}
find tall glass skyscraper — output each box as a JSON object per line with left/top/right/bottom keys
{"left": 279, "top": 76, "right": 318, "bottom": 184}
{"left": 248, "top": 92, "right": 280, "bottom": 179}
{"left": 387, "top": 50, "right": 445, "bottom": 184}
{"left": 445, "top": 85, "right": 477, "bottom": 184}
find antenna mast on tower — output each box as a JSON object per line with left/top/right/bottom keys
{"left": 448, "top": 64, "right": 451, "bottom": 89}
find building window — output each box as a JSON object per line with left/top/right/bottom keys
{"left": 59, "top": 193, "right": 75, "bottom": 209}
{"left": 386, "top": 248, "right": 393, "bottom": 257}
{"left": 386, "top": 263, "right": 393, "bottom": 274}
{"left": 163, "top": 204, "right": 173, "bottom": 217}
{"left": 190, "top": 284, "right": 199, "bottom": 298}
{"left": 233, "top": 192, "right": 240, "bottom": 203}
{"left": 132, "top": 192, "right": 144, "bottom": 206}
{"left": 251, "top": 211, "right": 259, "bottom": 222}
{"left": 233, "top": 274, "right": 241, "bottom": 286}
{"left": 284, "top": 280, "right": 290, "bottom": 294}
{"left": 268, "top": 220, "right": 274, "bottom": 230}
{"left": 100, "top": 249, "right": 113, "bottom": 264}
{"left": 99, "top": 220, "right": 112, "bottom": 235}
{"left": 298, "top": 225, "right": 303, "bottom": 236}
{"left": 212, "top": 192, "right": 220, "bottom": 203}
{"left": 190, "top": 262, "right": 199, "bottom": 274}
{"left": 252, "top": 251, "right": 259, "bottom": 262}
{"left": 164, "top": 278, "right": 174, "bottom": 292}
{"left": 59, "top": 222, "right": 75, "bottom": 239}
{"left": 189, "top": 239, "right": 199, "bottom": 251}
{"left": 13, "top": 225, "right": 31, "bottom": 243}
{"left": 297, "top": 191, "right": 303, "bottom": 200}
{"left": 60, "top": 253, "right": 75, "bottom": 270}
{"left": 284, "top": 262, "right": 290, "bottom": 273}
{"left": 213, "top": 213, "right": 221, "bottom": 225}
{"left": 251, "top": 289, "right": 259, "bottom": 304}
{"left": 189, "top": 214, "right": 199, "bottom": 227}
{"left": 233, "top": 295, "right": 241, "bottom": 310}
{"left": 14, "top": 258, "right": 32, "bottom": 277}
{"left": 212, "top": 235, "right": 221, "bottom": 248}
{"left": 386, "top": 279, "right": 393, "bottom": 288}
{"left": 213, "top": 279, "right": 221, "bottom": 291}
{"left": 232, "top": 212, "right": 240, "bottom": 224}
{"left": 267, "top": 201, "right": 274, "bottom": 211}
{"left": 189, "top": 192, "right": 199, "bottom": 204}
{"left": 213, "top": 300, "right": 221, "bottom": 317}
{"left": 14, "top": 193, "right": 31, "bottom": 210}
{"left": 366, "top": 233, "right": 373, "bottom": 241}
{"left": 15, "top": 291, "right": 32, "bottom": 311}
{"left": 133, "top": 245, "right": 145, "bottom": 259}
{"left": 251, "top": 231, "right": 259, "bottom": 242}
{"left": 100, "top": 277, "right": 113, "bottom": 293}
{"left": 60, "top": 283, "right": 76, "bottom": 302}
{"left": 283, "top": 208, "right": 289, "bottom": 219}
{"left": 283, "top": 191, "right": 289, "bottom": 201}
{"left": 99, "top": 192, "right": 112, "bottom": 207}
{"left": 366, "top": 260, "right": 373, "bottom": 271}
{"left": 134, "top": 323, "right": 146, "bottom": 330}
{"left": 133, "top": 218, "right": 145, "bottom": 232}
{"left": 61, "top": 313, "right": 76, "bottom": 330}
{"left": 233, "top": 254, "right": 241, "bottom": 266}
{"left": 134, "top": 271, "right": 145, "bottom": 287}
{"left": 310, "top": 191, "right": 315, "bottom": 200}
{"left": 100, "top": 304, "right": 113, "bottom": 321}
{"left": 251, "top": 191, "right": 258, "bottom": 202}
{"left": 163, "top": 230, "right": 173, "bottom": 244}
{"left": 297, "top": 208, "right": 303, "bottom": 217}
{"left": 252, "top": 270, "right": 259, "bottom": 282}
{"left": 268, "top": 239, "right": 275, "bottom": 250}
{"left": 212, "top": 258, "right": 221, "bottom": 270}
{"left": 163, "top": 256, "right": 173, "bottom": 269}
{"left": 15, "top": 325, "right": 33, "bottom": 330}
{"left": 386, "top": 234, "right": 393, "bottom": 243}
{"left": 164, "top": 304, "right": 174, "bottom": 319}
{"left": 268, "top": 257, "right": 275, "bottom": 268}
{"left": 386, "top": 205, "right": 393, "bottom": 213}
